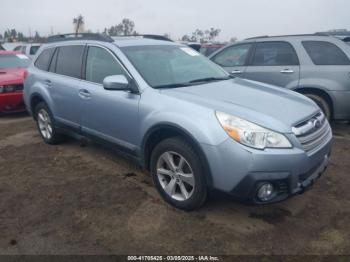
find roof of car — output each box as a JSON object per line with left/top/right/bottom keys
{"left": 112, "top": 37, "right": 179, "bottom": 47}
{"left": 245, "top": 34, "right": 338, "bottom": 41}
{"left": 45, "top": 33, "right": 178, "bottom": 48}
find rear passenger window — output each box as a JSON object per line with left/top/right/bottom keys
{"left": 212, "top": 44, "right": 252, "bottom": 67}
{"left": 251, "top": 42, "right": 299, "bottom": 66}
{"left": 85, "top": 46, "right": 126, "bottom": 84}
{"left": 30, "top": 46, "right": 40, "bottom": 55}
{"left": 56, "top": 45, "right": 85, "bottom": 78}
{"left": 34, "top": 48, "right": 55, "bottom": 71}
{"left": 302, "top": 41, "right": 350, "bottom": 65}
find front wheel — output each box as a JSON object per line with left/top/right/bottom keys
{"left": 150, "top": 137, "right": 208, "bottom": 211}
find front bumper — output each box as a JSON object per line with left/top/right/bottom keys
{"left": 201, "top": 135, "right": 332, "bottom": 204}
{"left": 230, "top": 153, "right": 330, "bottom": 204}
{"left": 0, "top": 92, "right": 25, "bottom": 114}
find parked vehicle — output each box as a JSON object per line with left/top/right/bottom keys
{"left": 0, "top": 51, "right": 30, "bottom": 114}
{"left": 186, "top": 42, "right": 202, "bottom": 52}
{"left": 13, "top": 43, "right": 41, "bottom": 59}
{"left": 24, "top": 33, "right": 332, "bottom": 210}
{"left": 200, "top": 43, "right": 226, "bottom": 56}
{"left": 209, "top": 34, "right": 350, "bottom": 120}
{"left": 344, "top": 37, "right": 350, "bottom": 45}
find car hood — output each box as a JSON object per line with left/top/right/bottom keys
{"left": 0, "top": 68, "right": 26, "bottom": 85}
{"left": 161, "top": 78, "right": 319, "bottom": 133}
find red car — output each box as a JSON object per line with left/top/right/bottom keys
{"left": 200, "top": 43, "right": 226, "bottom": 57}
{"left": 0, "top": 51, "right": 31, "bottom": 114}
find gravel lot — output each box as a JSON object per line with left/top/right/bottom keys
{"left": 0, "top": 114, "right": 350, "bottom": 255}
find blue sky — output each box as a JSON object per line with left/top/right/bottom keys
{"left": 1, "top": 0, "right": 349, "bottom": 41}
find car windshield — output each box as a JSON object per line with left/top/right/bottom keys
{"left": 121, "top": 45, "right": 229, "bottom": 88}
{"left": 0, "top": 54, "right": 31, "bottom": 69}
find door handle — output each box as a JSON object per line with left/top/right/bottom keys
{"left": 78, "top": 89, "right": 91, "bottom": 99}
{"left": 280, "top": 69, "right": 294, "bottom": 74}
{"left": 230, "top": 70, "right": 243, "bottom": 74}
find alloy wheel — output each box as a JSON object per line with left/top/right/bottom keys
{"left": 156, "top": 151, "right": 195, "bottom": 201}
{"left": 37, "top": 109, "right": 53, "bottom": 140}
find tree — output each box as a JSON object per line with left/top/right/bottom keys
{"left": 207, "top": 28, "right": 221, "bottom": 41}
{"left": 34, "top": 31, "right": 40, "bottom": 41}
{"left": 10, "top": 29, "right": 17, "bottom": 38}
{"left": 73, "top": 15, "right": 85, "bottom": 35}
{"left": 17, "top": 32, "right": 25, "bottom": 41}
{"left": 191, "top": 29, "right": 204, "bottom": 42}
{"left": 181, "top": 34, "right": 191, "bottom": 42}
{"left": 107, "top": 18, "right": 136, "bottom": 36}
{"left": 229, "top": 37, "right": 238, "bottom": 43}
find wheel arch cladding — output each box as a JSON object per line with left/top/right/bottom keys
{"left": 141, "top": 123, "right": 213, "bottom": 188}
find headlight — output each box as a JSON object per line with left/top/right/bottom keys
{"left": 215, "top": 111, "right": 292, "bottom": 149}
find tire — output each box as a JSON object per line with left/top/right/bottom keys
{"left": 34, "top": 102, "right": 65, "bottom": 145}
{"left": 150, "top": 137, "right": 208, "bottom": 211}
{"left": 305, "top": 93, "right": 331, "bottom": 120}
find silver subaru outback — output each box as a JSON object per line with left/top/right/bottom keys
{"left": 24, "top": 34, "right": 332, "bottom": 210}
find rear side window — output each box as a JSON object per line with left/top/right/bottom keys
{"left": 30, "top": 46, "right": 40, "bottom": 55}
{"left": 85, "top": 46, "right": 126, "bottom": 84}
{"left": 251, "top": 42, "right": 299, "bottom": 66}
{"left": 34, "top": 48, "right": 55, "bottom": 71}
{"left": 56, "top": 45, "right": 85, "bottom": 78}
{"left": 212, "top": 44, "right": 252, "bottom": 67}
{"left": 302, "top": 41, "right": 350, "bottom": 65}
{"left": 13, "top": 46, "right": 22, "bottom": 51}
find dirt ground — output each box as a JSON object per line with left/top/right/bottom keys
{"left": 0, "top": 114, "right": 350, "bottom": 256}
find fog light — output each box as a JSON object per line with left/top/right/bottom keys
{"left": 257, "top": 183, "right": 274, "bottom": 201}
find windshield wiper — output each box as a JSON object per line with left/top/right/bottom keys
{"left": 153, "top": 83, "right": 191, "bottom": 89}
{"left": 153, "top": 76, "right": 231, "bottom": 89}
{"left": 189, "top": 76, "right": 231, "bottom": 84}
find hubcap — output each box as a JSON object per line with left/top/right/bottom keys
{"left": 156, "top": 151, "right": 195, "bottom": 201}
{"left": 37, "top": 109, "right": 52, "bottom": 140}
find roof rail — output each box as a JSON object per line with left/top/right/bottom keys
{"left": 113, "top": 34, "right": 173, "bottom": 42}
{"left": 245, "top": 33, "right": 330, "bottom": 40}
{"left": 47, "top": 33, "right": 114, "bottom": 43}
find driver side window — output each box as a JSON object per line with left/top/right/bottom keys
{"left": 86, "top": 46, "right": 127, "bottom": 84}
{"left": 212, "top": 44, "right": 252, "bottom": 67}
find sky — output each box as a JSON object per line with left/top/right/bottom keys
{"left": 1, "top": 0, "right": 349, "bottom": 41}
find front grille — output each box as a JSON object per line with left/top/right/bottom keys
{"left": 292, "top": 112, "right": 332, "bottom": 153}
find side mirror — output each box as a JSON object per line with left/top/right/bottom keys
{"left": 103, "top": 75, "right": 130, "bottom": 91}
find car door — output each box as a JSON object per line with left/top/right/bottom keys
{"left": 210, "top": 43, "right": 253, "bottom": 77}
{"left": 80, "top": 45, "right": 140, "bottom": 152}
{"left": 48, "top": 45, "right": 85, "bottom": 130}
{"left": 244, "top": 41, "right": 300, "bottom": 88}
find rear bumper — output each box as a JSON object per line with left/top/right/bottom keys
{"left": 0, "top": 92, "right": 25, "bottom": 113}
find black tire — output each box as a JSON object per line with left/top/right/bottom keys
{"left": 305, "top": 93, "right": 331, "bottom": 120}
{"left": 34, "top": 102, "right": 65, "bottom": 145}
{"left": 150, "top": 137, "right": 208, "bottom": 211}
